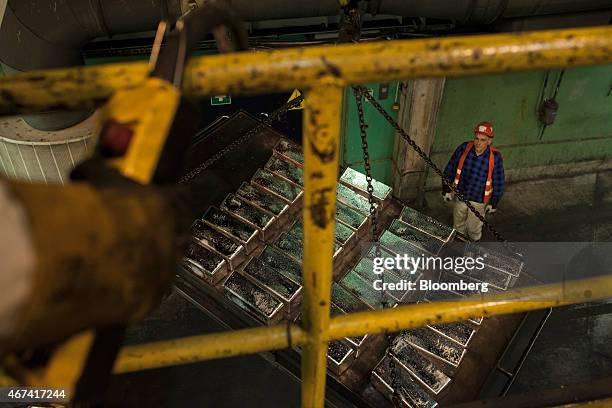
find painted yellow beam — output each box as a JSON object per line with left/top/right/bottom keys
{"left": 114, "top": 324, "right": 307, "bottom": 374}
{"left": 327, "top": 275, "right": 611, "bottom": 340}
{"left": 301, "top": 80, "right": 345, "bottom": 408}
{"left": 109, "top": 275, "right": 612, "bottom": 375}
{"left": 1, "top": 26, "right": 611, "bottom": 115}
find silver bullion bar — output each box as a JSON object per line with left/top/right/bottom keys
{"left": 274, "top": 232, "right": 303, "bottom": 262}
{"left": 399, "top": 327, "right": 466, "bottom": 369}
{"left": 223, "top": 272, "right": 284, "bottom": 325}
{"left": 372, "top": 355, "right": 439, "bottom": 408}
{"left": 274, "top": 139, "right": 304, "bottom": 167}
{"left": 336, "top": 200, "right": 367, "bottom": 230}
{"left": 339, "top": 167, "right": 391, "bottom": 201}
{"left": 330, "top": 304, "right": 367, "bottom": 351}
{"left": 202, "top": 207, "right": 260, "bottom": 254}
{"left": 339, "top": 269, "right": 399, "bottom": 309}
{"left": 258, "top": 246, "right": 302, "bottom": 284}
{"left": 191, "top": 220, "right": 244, "bottom": 270}
{"left": 182, "top": 240, "right": 228, "bottom": 284}
{"left": 335, "top": 221, "right": 355, "bottom": 246}
{"left": 390, "top": 340, "right": 452, "bottom": 395}
{"left": 463, "top": 242, "right": 524, "bottom": 277}
{"left": 427, "top": 322, "right": 477, "bottom": 348}
{"left": 352, "top": 257, "right": 409, "bottom": 302}
{"left": 336, "top": 183, "right": 377, "bottom": 215}
{"left": 421, "top": 294, "right": 483, "bottom": 326}
{"left": 235, "top": 182, "right": 288, "bottom": 216}
{"left": 400, "top": 206, "right": 455, "bottom": 243}
{"left": 387, "top": 220, "right": 444, "bottom": 256}
{"left": 327, "top": 340, "right": 355, "bottom": 376}
{"left": 251, "top": 168, "right": 302, "bottom": 203}
{"left": 221, "top": 193, "right": 275, "bottom": 239}
{"left": 243, "top": 257, "right": 302, "bottom": 313}
{"left": 265, "top": 154, "right": 304, "bottom": 186}
{"left": 461, "top": 263, "right": 513, "bottom": 290}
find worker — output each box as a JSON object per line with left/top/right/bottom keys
{"left": 442, "top": 121, "right": 505, "bottom": 241}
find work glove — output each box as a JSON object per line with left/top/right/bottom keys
{"left": 0, "top": 160, "right": 199, "bottom": 355}
{"left": 485, "top": 204, "right": 497, "bottom": 214}
{"left": 443, "top": 192, "right": 453, "bottom": 202}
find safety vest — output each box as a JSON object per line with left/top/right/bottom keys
{"left": 453, "top": 141, "right": 497, "bottom": 204}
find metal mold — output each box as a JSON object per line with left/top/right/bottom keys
{"left": 236, "top": 182, "right": 288, "bottom": 216}
{"left": 258, "top": 246, "right": 303, "bottom": 284}
{"left": 223, "top": 272, "right": 284, "bottom": 325}
{"left": 463, "top": 243, "right": 524, "bottom": 277}
{"left": 428, "top": 322, "right": 476, "bottom": 348}
{"left": 391, "top": 341, "right": 451, "bottom": 395}
{"left": 265, "top": 154, "right": 304, "bottom": 186}
{"left": 191, "top": 220, "right": 244, "bottom": 270}
{"left": 336, "top": 183, "right": 377, "bottom": 215}
{"left": 243, "top": 258, "right": 302, "bottom": 314}
{"left": 399, "top": 328, "right": 466, "bottom": 369}
{"left": 252, "top": 168, "right": 302, "bottom": 203}
{"left": 335, "top": 201, "right": 367, "bottom": 230}
{"left": 182, "top": 240, "right": 228, "bottom": 285}
{"left": 372, "top": 355, "right": 439, "bottom": 408}
{"left": 203, "top": 207, "right": 260, "bottom": 254}
{"left": 339, "top": 270, "right": 398, "bottom": 309}
{"left": 221, "top": 193, "right": 275, "bottom": 239}
{"left": 387, "top": 220, "right": 444, "bottom": 255}
{"left": 339, "top": 167, "right": 391, "bottom": 201}
{"left": 274, "top": 139, "right": 304, "bottom": 167}
{"left": 400, "top": 206, "right": 455, "bottom": 243}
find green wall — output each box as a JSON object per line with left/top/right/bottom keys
{"left": 341, "top": 82, "right": 400, "bottom": 185}
{"left": 424, "top": 64, "right": 612, "bottom": 189}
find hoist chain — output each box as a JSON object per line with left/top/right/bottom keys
{"left": 179, "top": 94, "right": 304, "bottom": 184}
{"left": 353, "top": 85, "right": 513, "bottom": 248}
{"left": 353, "top": 87, "right": 402, "bottom": 407}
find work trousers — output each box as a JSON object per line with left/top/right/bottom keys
{"left": 453, "top": 199, "right": 486, "bottom": 241}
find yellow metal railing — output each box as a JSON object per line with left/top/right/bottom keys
{"left": 2, "top": 25, "right": 612, "bottom": 407}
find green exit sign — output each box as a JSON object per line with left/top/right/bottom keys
{"left": 211, "top": 94, "right": 231, "bottom": 105}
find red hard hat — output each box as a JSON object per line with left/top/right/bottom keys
{"left": 474, "top": 121, "right": 494, "bottom": 138}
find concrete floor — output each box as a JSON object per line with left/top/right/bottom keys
{"left": 107, "top": 170, "right": 612, "bottom": 407}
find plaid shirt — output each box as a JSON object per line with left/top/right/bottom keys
{"left": 442, "top": 142, "right": 505, "bottom": 206}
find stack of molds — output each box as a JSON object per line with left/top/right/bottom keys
{"left": 371, "top": 206, "right": 524, "bottom": 407}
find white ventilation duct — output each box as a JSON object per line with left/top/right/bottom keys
{"left": 0, "top": 114, "right": 99, "bottom": 184}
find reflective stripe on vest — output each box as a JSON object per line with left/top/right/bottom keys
{"left": 453, "top": 141, "right": 497, "bottom": 204}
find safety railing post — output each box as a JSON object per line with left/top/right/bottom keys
{"left": 301, "top": 78, "right": 345, "bottom": 407}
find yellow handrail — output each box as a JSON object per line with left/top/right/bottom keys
{"left": 112, "top": 274, "right": 612, "bottom": 375}
{"left": 2, "top": 25, "right": 612, "bottom": 407}
{"left": 0, "top": 26, "right": 611, "bottom": 115}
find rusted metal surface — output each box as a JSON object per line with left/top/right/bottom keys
{"left": 301, "top": 79, "right": 345, "bottom": 407}
{"left": 1, "top": 26, "right": 611, "bottom": 115}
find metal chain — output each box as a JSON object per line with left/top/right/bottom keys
{"left": 353, "top": 85, "right": 511, "bottom": 246}
{"left": 353, "top": 87, "right": 401, "bottom": 407}
{"left": 178, "top": 94, "right": 304, "bottom": 184}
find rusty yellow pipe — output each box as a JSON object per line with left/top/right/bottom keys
{"left": 327, "top": 275, "right": 612, "bottom": 340}
{"left": 108, "top": 275, "right": 612, "bottom": 374}
{"left": 1, "top": 26, "right": 611, "bottom": 115}
{"left": 301, "top": 80, "right": 345, "bottom": 408}
{"left": 114, "top": 324, "right": 308, "bottom": 373}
